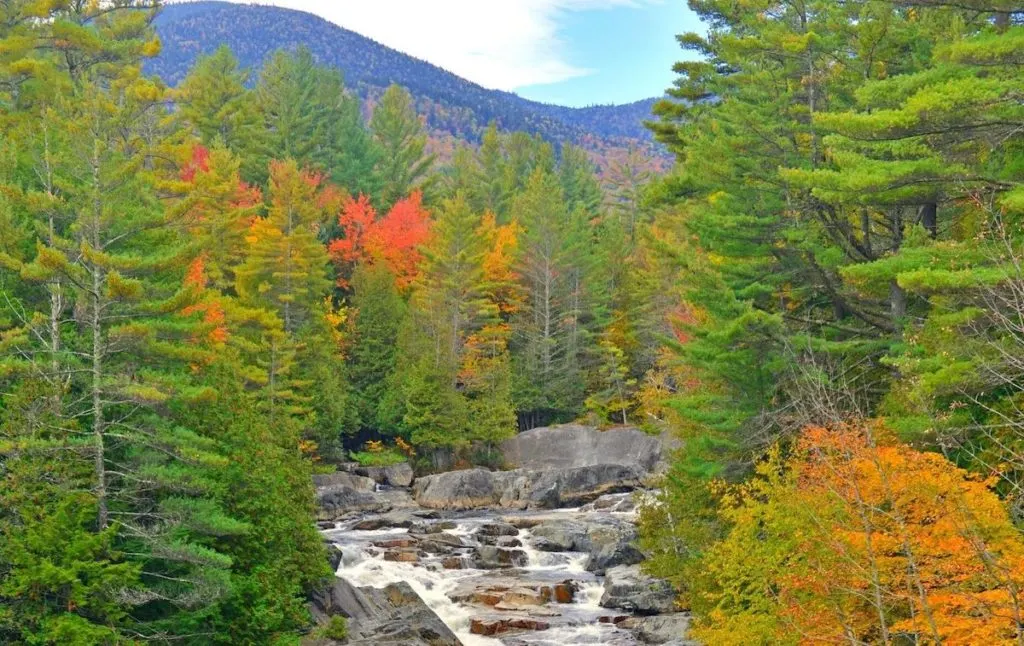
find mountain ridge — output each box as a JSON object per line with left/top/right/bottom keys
{"left": 151, "top": 1, "right": 664, "bottom": 156}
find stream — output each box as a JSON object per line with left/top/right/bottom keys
{"left": 322, "top": 497, "right": 653, "bottom": 645}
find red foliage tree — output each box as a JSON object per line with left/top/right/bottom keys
{"left": 329, "top": 191, "right": 432, "bottom": 289}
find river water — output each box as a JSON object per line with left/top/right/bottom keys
{"left": 323, "top": 501, "right": 649, "bottom": 645}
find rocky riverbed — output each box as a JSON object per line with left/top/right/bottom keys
{"left": 307, "top": 425, "right": 697, "bottom": 646}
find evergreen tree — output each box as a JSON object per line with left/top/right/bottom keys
{"left": 173, "top": 45, "right": 258, "bottom": 156}
{"left": 235, "top": 159, "right": 332, "bottom": 335}
{"left": 371, "top": 84, "right": 435, "bottom": 209}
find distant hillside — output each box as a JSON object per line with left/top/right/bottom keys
{"left": 150, "top": 1, "right": 664, "bottom": 162}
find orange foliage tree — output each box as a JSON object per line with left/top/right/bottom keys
{"left": 693, "top": 424, "right": 1024, "bottom": 646}
{"left": 328, "top": 191, "right": 432, "bottom": 289}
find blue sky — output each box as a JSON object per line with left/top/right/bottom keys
{"left": 516, "top": 2, "right": 705, "bottom": 106}
{"left": 189, "top": 1, "right": 706, "bottom": 108}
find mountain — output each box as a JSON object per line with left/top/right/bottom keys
{"left": 150, "top": 1, "right": 666, "bottom": 163}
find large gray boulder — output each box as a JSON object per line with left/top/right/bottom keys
{"left": 600, "top": 565, "right": 677, "bottom": 615}
{"left": 501, "top": 424, "right": 662, "bottom": 472}
{"left": 309, "top": 577, "right": 462, "bottom": 645}
{"left": 412, "top": 468, "right": 505, "bottom": 510}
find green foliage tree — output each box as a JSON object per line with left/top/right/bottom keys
{"left": 371, "top": 84, "right": 435, "bottom": 209}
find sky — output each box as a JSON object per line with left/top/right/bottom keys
{"left": 190, "top": 1, "right": 705, "bottom": 107}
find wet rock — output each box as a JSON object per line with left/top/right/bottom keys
{"left": 470, "top": 617, "right": 551, "bottom": 635}
{"left": 521, "top": 464, "right": 646, "bottom": 509}
{"left": 599, "top": 615, "right": 631, "bottom": 625}
{"left": 501, "top": 424, "right": 663, "bottom": 472}
{"left": 441, "top": 556, "right": 472, "bottom": 570}
{"left": 324, "top": 540, "right": 344, "bottom": 572}
{"left": 350, "top": 509, "right": 423, "bottom": 531}
{"left": 382, "top": 549, "right": 419, "bottom": 563}
{"left": 317, "top": 520, "right": 336, "bottom": 530}
{"left": 473, "top": 545, "right": 528, "bottom": 569}
{"left": 415, "top": 533, "right": 467, "bottom": 554}
{"left": 529, "top": 519, "right": 591, "bottom": 552}
{"left": 551, "top": 582, "right": 576, "bottom": 604}
{"left": 618, "top": 613, "right": 697, "bottom": 644}
{"left": 310, "top": 579, "right": 462, "bottom": 645}
{"left": 600, "top": 565, "right": 677, "bottom": 615}
{"left": 585, "top": 518, "right": 643, "bottom": 574}
{"left": 408, "top": 519, "right": 457, "bottom": 534}
{"left": 373, "top": 538, "right": 418, "bottom": 549}
{"left": 477, "top": 522, "right": 519, "bottom": 537}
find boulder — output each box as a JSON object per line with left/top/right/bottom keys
{"left": 501, "top": 424, "right": 662, "bottom": 472}
{"left": 473, "top": 545, "right": 528, "bottom": 569}
{"left": 313, "top": 472, "right": 377, "bottom": 492}
{"left": 529, "top": 519, "right": 592, "bottom": 552}
{"left": 470, "top": 617, "right": 550, "bottom": 636}
{"left": 618, "top": 614, "right": 697, "bottom": 645}
{"left": 413, "top": 468, "right": 503, "bottom": 510}
{"left": 600, "top": 565, "right": 677, "bottom": 615}
{"left": 324, "top": 540, "right": 344, "bottom": 572}
{"left": 355, "top": 462, "right": 415, "bottom": 488}
{"left": 476, "top": 522, "right": 519, "bottom": 537}
{"left": 316, "top": 486, "right": 390, "bottom": 520}
{"left": 585, "top": 518, "right": 643, "bottom": 574}
{"left": 311, "top": 578, "right": 461, "bottom": 645}
{"left": 413, "top": 465, "right": 646, "bottom": 511}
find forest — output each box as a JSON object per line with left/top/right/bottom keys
{"left": 0, "top": 0, "right": 1022, "bottom": 644}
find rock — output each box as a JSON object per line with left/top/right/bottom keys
{"left": 584, "top": 518, "right": 643, "bottom": 574}
{"left": 317, "top": 520, "right": 336, "bottom": 530}
{"left": 599, "top": 615, "right": 631, "bottom": 625}
{"left": 474, "top": 545, "right": 528, "bottom": 569}
{"left": 355, "top": 462, "right": 415, "bottom": 488}
{"left": 470, "top": 617, "right": 550, "bottom": 636}
{"left": 529, "top": 519, "right": 592, "bottom": 552}
{"left": 618, "top": 614, "right": 697, "bottom": 644}
{"left": 324, "top": 540, "right": 344, "bottom": 572}
{"left": 415, "top": 533, "right": 467, "bottom": 554}
{"left": 501, "top": 424, "right": 662, "bottom": 472}
{"left": 413, "top": 464, "right": 645, "bottom": 511}
{"left": 383, "top": 549, "right": 419, "bottom": 563}
{"left": 552, "top": 582, "right": 575, "bottom": 604}
{"left": 413, "top": 468, "right": 503, "bottom": 510}
{"left": 477, "top": 522, "right": 519, "bottom": 537}
{"left": 350, "top": 509, "right": 423, "bottom": 531}
{"left": 347, "top": 581, "right": 461, "bottom": 645}
{"left": 520, "top": 464, "right": 646, "bottom": 509}
{"left": 442, "top": 556, "right": 471, "bottom": 570}
{"left": 600, "top": 565, "right": 677, "bottom": 615}
{"left": 310, "top": 579, "right": 461, "bottom": 644}
{"left": 587, "top": 492, "right": 637, "bottom": 513}
{"left": 317, "top": 486, "right": 390, "bottom": 520}
{"left": 408, "top": 519, "right": 457, "bottom": 534}
{"left": 586, "top": 539, "right": 644, "bottom": 574}
{"left": 313, "top": 472, "right": 378, "bottom": 492}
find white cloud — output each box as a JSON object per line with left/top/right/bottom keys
{"left": 178, "top": 0, "right": 657, "bottom": 91}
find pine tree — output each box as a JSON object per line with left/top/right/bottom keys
{"left": 173, "top": 45, "right": 258, "bottom": 156}
{"left": 236, "top": 159, "right": 332, "bottom": 335}
{"left": 371, "top": 84, "right": 436, "bottom": 208}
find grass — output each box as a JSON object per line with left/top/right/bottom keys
{"left": 349, "top": 448, "right": 407, "bottom": 467}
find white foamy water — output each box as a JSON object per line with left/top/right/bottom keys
{"left": 328, "top": 511, "right": 643, "bottom": 645}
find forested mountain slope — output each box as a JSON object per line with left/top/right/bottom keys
{"left": 151, "top": 2, "right": 662, "bottom": 157}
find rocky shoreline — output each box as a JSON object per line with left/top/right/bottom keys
{"left": 306, "top": 425, "right": 696, "bottom": 646}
